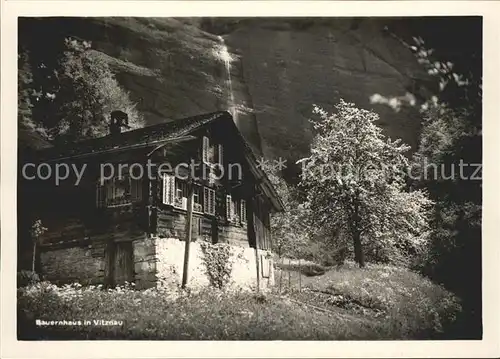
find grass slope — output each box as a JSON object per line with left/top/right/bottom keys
{"left": 17, "top": 262, "right": 461, "bottom": 340}
{"left": 276, "top": 261, "right": 462, "bottom": 339}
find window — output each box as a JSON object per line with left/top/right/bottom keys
{"left": 204, "top": 187, "right": 215, "bottom": 215}
{"left": 193, "top": 186, "right": 203, "bottom": 213}
{"left": 174, "top": 180, "right": 188, "bottom": 210}
{"left": 232, "top": 198, "right": 239, "bottom": 222}
{"left": 202, "top": 136, "right": 223, "bottom": 167}
{"left": 96, "top": 176, "right": 142, "bottom": 208}
{"left": 226, "top": 195, "right": 246, "bottom": 224}
{"left": 162, "top": 175, "right": 206, "bottom": 213}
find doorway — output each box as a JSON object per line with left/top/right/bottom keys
{"left": 108, "top": 241, "right": 134, "bottom": 286}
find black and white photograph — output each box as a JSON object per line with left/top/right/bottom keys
{"left": 1, "top": 1, "right": 499, "bottom": 357}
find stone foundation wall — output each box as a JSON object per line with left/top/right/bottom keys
{"left": 40, "top": 246, "right": 106, "bottom": 285}
{"left": 38, "top": 236, "right": 274, "bottom": 291}
{"left": 155, "top": 237, "right": 209, "bottom": 289}
{"left": 132, "top": 237, "right": 157, "bottom": 289}
{"left": 135, "top": 237, "right": 274, "bottom": 291}
{"left": 230, "top": 245, "right": 274, "bottom": 291}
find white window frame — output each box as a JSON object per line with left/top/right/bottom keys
{"left": 226, "top": 194, "right": 245, "bottom": 224}
{"left": 193, "top": 186, "right": 203, "bottom": 213}
{"left": 162, "top": 174, "right": 208, "bottom": 214}
{"left": 202, "top": 136, "right": 223, "bottom": 169}
{"left": 174, "top": 180, "right": 187, "bottom": 210}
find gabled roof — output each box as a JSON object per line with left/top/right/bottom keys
{"left": 34, "top": 111, "right": 285, "bottom": 212}
{"left": 36, "top": 111, "right": 226, "bottom": 162}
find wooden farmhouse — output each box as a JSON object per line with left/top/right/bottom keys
{"left": 18, "top": 111, "right": 284, "bottom": 290}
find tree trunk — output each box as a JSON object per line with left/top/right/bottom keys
{"left": 32, "top": 241, "right": 37, "bottom": 273}
{"left": 353, "top": 231, "right": 365, "bottom": 268}
{"left": 351, "top": 193, "right": 365, "bottom": 268}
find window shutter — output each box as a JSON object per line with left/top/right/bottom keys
{"left": 217, "top": 144, "right": 224, "bottom": 167}
{"left": 202, "top": 136, "right": 210, "bottom": 163}
{"left": 209, "top": 189, "right": 215, "bottom": 215}
{"left": 240, "top": 200, "right": 247, "bottom": 223}
{"left": 106, "top": 179, "right": 115, "bottom": 206}
{"left": 96, "top": 182, "right": 105, "bottom": 208}
{"left": 226, "top": 194, "right": 232, "bottom": 220}
{"left": 162, "top": 174, "right": 175, "bottom": 205}
{"left": 204, "top": 187, "right": 216, "bottom": 215}
{"left": 204, "top": 187, "right": 209, "bottom": 213}
{"left": 130, "top": 178, "right": 142, "bottom": 202}
{"left": 168, "top": 176, "right": 176, "bottom": 205}
{"left": 162, "top": 175, "right": 168, "bottom": 203}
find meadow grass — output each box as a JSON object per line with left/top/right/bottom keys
{"left": 276, "top": 261, "right": 462, "bottom": 339}
{"left": 18, "top": 262, "right": 461, "bottom": 340}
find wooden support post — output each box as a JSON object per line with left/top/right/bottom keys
{"left": 32, "top": 239, "right": 37, "bottom": 273}
{"left": 249, "top": 196, "right": 260, "bottom": 293}
{"left": 149, "top": 168, "right": 158, "bottom": 237}
{"left": 181, "top": 179, "right": 194, "bottom": 289}
{"left": 141, "top": 158, "right": 151, "bottom": 237}
{"left": 254, "top": 243, "right": 261, "bottom": 293}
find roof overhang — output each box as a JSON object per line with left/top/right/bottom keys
{"left": 41, "top": 135, "right": 197, "bottom": 163}
{"left": 245, "top": 154, "right": 286, "bottom": 213}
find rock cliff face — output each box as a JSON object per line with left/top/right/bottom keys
{"left": 20, "top": 17, "right": 429, "bottom": 177}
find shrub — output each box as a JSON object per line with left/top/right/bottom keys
{"left": 200, "top": 242, "right": 233, "bottom": 289}
{"left": 17, "top": 270, "right": 40, "bottom": 287}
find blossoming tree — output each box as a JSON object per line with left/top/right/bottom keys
{"left": 298, "top": 100, "right": 433, "bottom": 267}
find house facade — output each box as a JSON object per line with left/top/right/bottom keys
{"left": 19, "top": 111, "right": 284, "bottom": 290}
